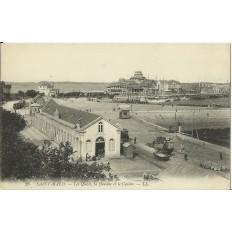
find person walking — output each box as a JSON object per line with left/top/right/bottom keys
{"left": 184, "top": 152, "right": 188, "bottom": 161}
{"left": 86, "top": 153, "right": 89, "bottom": 161}
{"left": 134, "top": 137, "right": 137, "bottom": 144}
{"left": 219, "top": 152, "right": 223, "bottom": 160}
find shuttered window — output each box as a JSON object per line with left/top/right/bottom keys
{"left": 86, "top": 140, "right": 92, "bottom": 152}
{"left": 109, "top": 138, "right": 115, "bottom": 151}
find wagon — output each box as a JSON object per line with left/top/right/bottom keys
{"left": 153, "top": 152, "right": 170, "bottom": 161}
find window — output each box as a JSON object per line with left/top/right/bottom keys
{"left": 98, "top": 122, "right": 103, "bottom": 132}
{"left": 109, "top": 138, "right": 115, "bottom": 151}
{"left": 86, "top": 140, "right": 92, "bottom": 152}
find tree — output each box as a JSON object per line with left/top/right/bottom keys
{"left": 18, "top": 90, "right": 25, "bottom": 98}
{"left": 25, "top": 89, "right": 39, "bottom": 98}
{"left": 1, "top": 109, "right": 115, "bottom": 181}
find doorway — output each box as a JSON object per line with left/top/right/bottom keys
{"left": 95, "top": 137, "right": 105, "bottom": 157}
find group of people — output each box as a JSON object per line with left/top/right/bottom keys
{"left": 180, "top": 144, "right": 223, "bottom": 162}
{"left": 97, "top": 149, "right": 105, "bottom": 158}
{"left": 85, "top": 149, "right": 105, "bottom": 162}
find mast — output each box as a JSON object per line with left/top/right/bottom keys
{"left": 174, "top": 107, "right": 177, "bottom": 131}
{"left": 192, "top": 109, "right": 199, "bottom": 139}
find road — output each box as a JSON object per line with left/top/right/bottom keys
{"left": 2, "top": 101, "right": 57, "bottom": 147}
{"left": 2, "top": 99, "right": 230, "bottom": 186}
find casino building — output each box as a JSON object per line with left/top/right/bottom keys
{"left": 29, "top": 99, "right": 121, "bottom": 158}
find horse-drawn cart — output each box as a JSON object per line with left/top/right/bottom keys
{"left": 153, "top": 152, "right": 170, "bottom": 161}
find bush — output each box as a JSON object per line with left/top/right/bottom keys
{"left": 25, "top": 89, "right": 39, "bottom": 98}
{"left": 1, "top": 109, "right": 114, "bottom": 181}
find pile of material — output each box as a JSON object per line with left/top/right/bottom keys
{"left": 147, "top": 136, "right": 174, "bottom": 156}
{"left": 200, "top": 160, "right": 226, "bottom": 172}
{"left": 154, "top": 136, "right": 168, "bottom": 144}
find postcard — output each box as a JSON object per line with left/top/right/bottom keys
{"left": 0, "top": 43, "right": 230, "bottom": 189}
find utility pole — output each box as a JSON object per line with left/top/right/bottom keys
{"left": 194, "top": 120, "right": 199, "bottom": 140}
{"left": 192, "top": 109, "right": 194, "bottom": 137}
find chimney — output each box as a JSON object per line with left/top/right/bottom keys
{"left": 54, "top": 108, "right": 60, "bottom": 119}
{"left": 78, "top": 118, "right": 83, "bottom": 128}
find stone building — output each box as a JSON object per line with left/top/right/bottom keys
{"left": 107, "top": 71, "right": 159, "bottom": 98}
{"left": 180, "top": 83, "right": 201, "bottom": 94}
{"left": 38, "top": 82, "right": 59, "bottom": 97}
{"left": 130, "top": 71, "right": 146, "bottom": 83}
{"left": 38, "top": 82, "right": 53, "bottom": 96}
{"left": 30, "top": 99, "right": 121, "bottom": 158}
{"left": 200, "top": 82, "right": 230, "bottom": 95}
{"left": 158, "top": 80, "right": 181, "bottom": 94}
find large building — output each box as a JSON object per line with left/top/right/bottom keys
{"left": 107, "top": 72, "right": 230, "bottom": 98}
{"left": 38, "top": 82, "right": 59, "bottom": 97}
{"left": 38, "top": 82, "right": 53, "bottom": 96}
{"left": 29, "top": 99, "right": 121, "bottom": 158}
{"left": 180, "top": 83, "right": 201, "bottom": 94}
{"left": 157, "top": 80, "right": 181, "bottom": 94}
{"left": 107, "top": 71, "right": 159, "bottom": 98}
{"left": 200, "top": 82, "right": 230, "bottom": 95}
{"left": 130, "top": 71, "right": 146, "bottom": 83}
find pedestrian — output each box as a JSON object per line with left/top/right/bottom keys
{"left": 184, "top": 152, "right": 188, "bottom": 161}
{"left": 153, "top": 137, "right": 155, "bottom": 144}
{"left": 219, "top": 152, "right": 223, "bottom": 160}
{"left": 109, "top": 173, "right": 113, "bottom": 180}
{"left": 134, "top": 137, "right": 137, "bottom": 144}
{"left": 86, "top": 153, "right": 89, "bottom": 161}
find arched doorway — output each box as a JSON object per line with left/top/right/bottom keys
{"left": 95, "top": 137, "right": 105, "bottom": 157}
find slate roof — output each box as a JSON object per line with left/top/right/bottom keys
{"left": 41, "top": 99, "right": 101, "bottom": 128}
{"left": 33, "top": 94, "right": 43, "bottom": 102}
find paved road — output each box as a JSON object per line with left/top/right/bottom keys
{"left": 3, "top": 100, "right": 230, "bottom": 184}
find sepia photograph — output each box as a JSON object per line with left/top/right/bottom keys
{"left": 0, "top": 43, "right": 230, "bottom": 189}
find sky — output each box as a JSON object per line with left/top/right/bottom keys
{"left": 1, "top": 43, "right": 230, "bottom": 83}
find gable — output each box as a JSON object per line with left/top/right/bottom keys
{"left": 82, "top": 118, "right": 120, "bottom": 132}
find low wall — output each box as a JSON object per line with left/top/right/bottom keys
{"left": 134, "top": 115, "right": 230, "bottom": 156}
{"left": 176, "top": 132, "right": 230, "bottom": 156}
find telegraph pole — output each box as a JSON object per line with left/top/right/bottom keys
{"left": 192, "top": 109, "right": 194, "bottom": 137}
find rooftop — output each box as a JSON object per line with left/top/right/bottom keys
{"left": 33, "top": 94, "right": 44, "bottom": 102}
{"left": 38, "top": 81, "right": 53, "bottom": 88}
{"left": 40, "top": 99, "right": 101, "bottom": 128}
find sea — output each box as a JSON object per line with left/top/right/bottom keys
{"left": 8, "top": 82, "right": 109, "bottom": 93}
